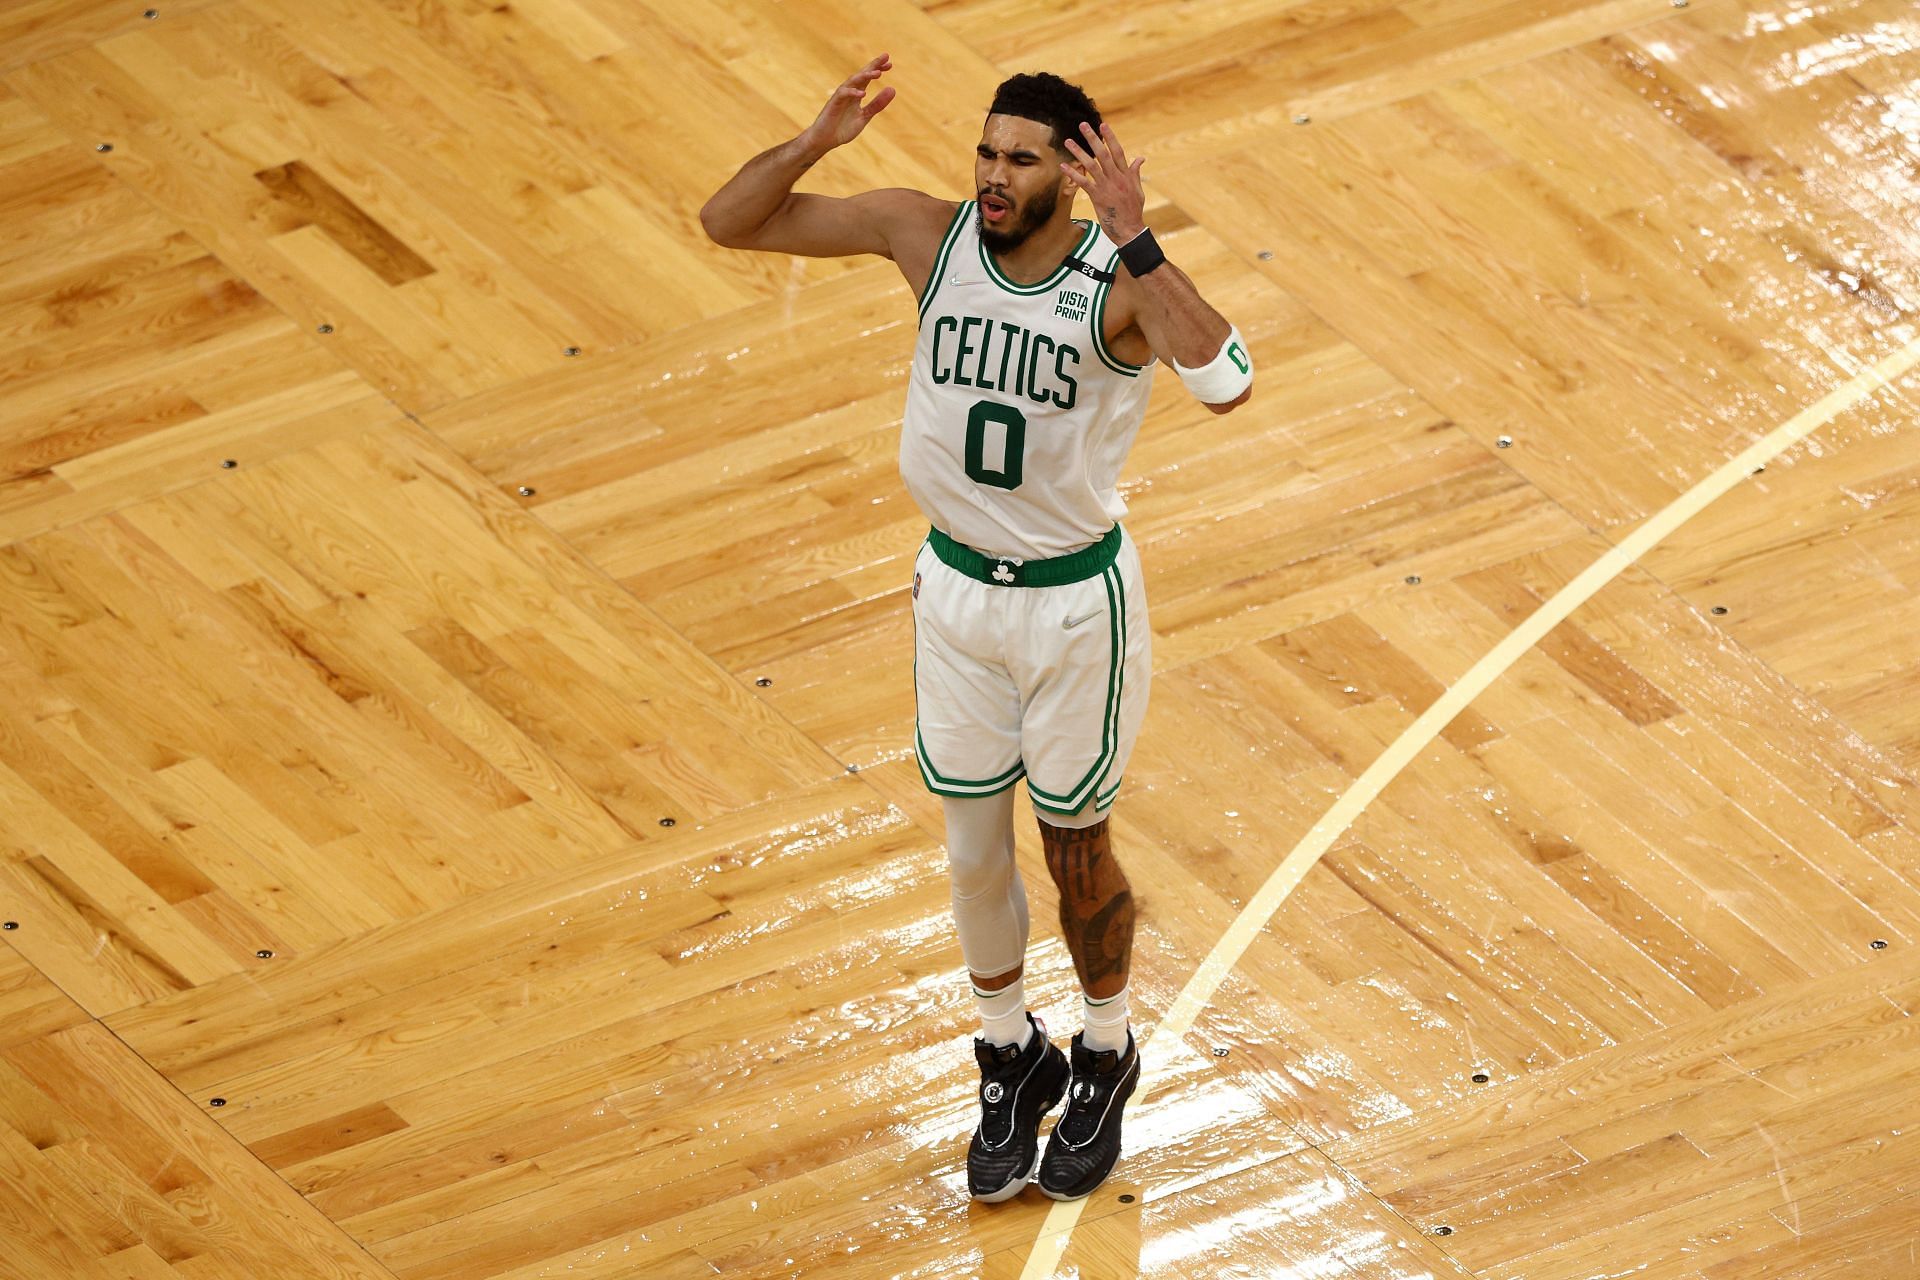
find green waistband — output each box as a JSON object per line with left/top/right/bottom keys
{"left": 926, "top": 524, "right": 1122, "bottom": 587}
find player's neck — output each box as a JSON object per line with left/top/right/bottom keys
{"left": 986, "top": 212, "right": 1083, "bottom": 285}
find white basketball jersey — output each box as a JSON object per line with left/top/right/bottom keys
{"left": 899, "top": 201, "right": 1155, "bottom": 560}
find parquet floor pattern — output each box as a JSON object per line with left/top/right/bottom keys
{"left": 1, "top": 0, "right": 1916, "bottom": 1276}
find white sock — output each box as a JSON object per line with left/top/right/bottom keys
{"left": 1082, "top": 985, "right": 1129, "bottom": 1054}
{"left": 975, "top": 975, "right": 1033, "bottom": 1049}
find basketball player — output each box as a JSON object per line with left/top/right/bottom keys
{"left": 701, "top": 55, "right": 1251, "bottom": 1201}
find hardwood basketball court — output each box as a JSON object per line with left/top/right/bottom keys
{"left": 2, "top": 0, "right": 1917, "bottom": 1276}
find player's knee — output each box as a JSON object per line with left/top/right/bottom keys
{"left": 942, "top": 792, "right": 1017, "bottom": 899}
{"left": 945, "top": 821, "right": 1014, "bottom": 901}
{"left": 1037, "top": 808, "right": 1119, "bottom": 883}
{"left": 948, "top": 841, "right": 1011, "bottom": 901}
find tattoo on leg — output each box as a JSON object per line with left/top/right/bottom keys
{"left": 1041, "top": 817, "right": 1135, "bottom": 997}
{"left": 1081, "top": 889, "right": 1134, "bottom": 988}
{"left": 1043, "top": 819, "right": 1106, "bottom": 899}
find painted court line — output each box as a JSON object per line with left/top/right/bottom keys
{"left": 1016, "top": 337, "right": 1920, "bottom": 1279}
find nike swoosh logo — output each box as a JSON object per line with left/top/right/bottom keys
{"left": 1062, "top": 610, "right": 1102, "bottom": 630}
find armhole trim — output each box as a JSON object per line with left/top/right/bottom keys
{"left": 1089, "top": 247, "right": 1147, "bottom": 377}
{"left": 917, "top": 201, "right": 972, "bottom": 323}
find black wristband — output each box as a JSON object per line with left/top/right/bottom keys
{"left": 1116, "top": 227, "right": 1166, "bottom": 277}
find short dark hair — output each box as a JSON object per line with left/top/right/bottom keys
{"left": 987, "top": 72, "right": 1101, "bottom": 154}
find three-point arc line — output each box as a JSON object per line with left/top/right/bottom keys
{"left": 1017, "top": 336, "right": 1920, "bottom": 1278}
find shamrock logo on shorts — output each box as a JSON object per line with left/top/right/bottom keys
{"left": 993, "top": 561, "right": 1015, "bottom": 584}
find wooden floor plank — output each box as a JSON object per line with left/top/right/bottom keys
{"left": 2, "top": 0, "right": 1917, "bottom": 1273}
{"left": 1, "top": 1019, "right": 397, "bottom": 1280}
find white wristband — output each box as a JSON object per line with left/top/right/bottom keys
{"left": 1173, "top": 325, "right": 1252, "bottom": 404}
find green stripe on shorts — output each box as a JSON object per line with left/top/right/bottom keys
{"left": 1028, "top": 563, "right": 1126, "bottom": 815}
{"left": 915, "top": 724, "right": 1026, "bottom": 796}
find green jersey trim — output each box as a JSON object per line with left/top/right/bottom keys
{"left": 978, "top": 219, "right": 1099, "bottom": 295}
{"left": 1090, "top": 246, "right": 1146, "bottom": 378}
{"left": 917, "top": 201, "right": 972, "bottom": 323}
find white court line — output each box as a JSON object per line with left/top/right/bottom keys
{"left": 1017, "top": 336, "right": 1920, "bottom": 1279}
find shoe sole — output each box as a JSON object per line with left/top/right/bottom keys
{"left": 970, "top": 1067, "right": 1069, "bottom": 1203}
{"left": 1038, "top": 1183, "right": 1092, "bottom": 1201}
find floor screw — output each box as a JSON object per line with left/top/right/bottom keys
{"left": 1496, "top": 435, "right": 1513, "bottom": 448}
{"left": 221, "top": 459, "right": 237, "bottom": 469}
{"left": 1872, "top": 939, "right": 1890, "bottom": 950}
{"left": 96, "top": 143, "right": 114, "bottom": 152}
{"left": 1293, "top": 113, "right": 1311, "bottom": 125}
{"left": 564, "top": 346, "right": 581, "bottom": 357}
{"left": 317, "top": 323, "right": 334, "bottom": 334}
{"left": 256, "top": 949, "right": 274, "bottom": 959}
{"left": 658, "top": 817, "right": 676, "bottom": 828}
{"left": 517, "top": 485, "right": 535, "bottom": 497}
{"left": 1405, "top": 574, "right": 1421, "bottom": 585}
{"left": 1711, "top": 605, "right": 1728, "bottom": 616}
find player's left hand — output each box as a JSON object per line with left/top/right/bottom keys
{"left": 1061, "top": 121, "right": 1147, "bottom": 245}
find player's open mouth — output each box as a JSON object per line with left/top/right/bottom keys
{"left": 981, "top": 194, "right": 1010, "bottom": 222}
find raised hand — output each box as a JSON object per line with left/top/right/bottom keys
{"left": 802, "top": 54, "right": 897, "bottom": 156}
{"left": 1061, "top": 121, "right": 1147, "bottom": 245}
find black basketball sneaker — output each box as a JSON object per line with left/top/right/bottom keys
{"left": 1037, "top": 1028, "right": 1139, "bottom": 1200}
{"left": 968, "top": 1013, "right": 1070, "bottom": 1202}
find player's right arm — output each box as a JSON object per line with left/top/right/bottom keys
{"left": 700, "top": 54, "right": 950, "bottom": 270}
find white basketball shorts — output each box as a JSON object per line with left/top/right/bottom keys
{"left": 910, "top": 525, "right": 1152, "bottom": 817}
